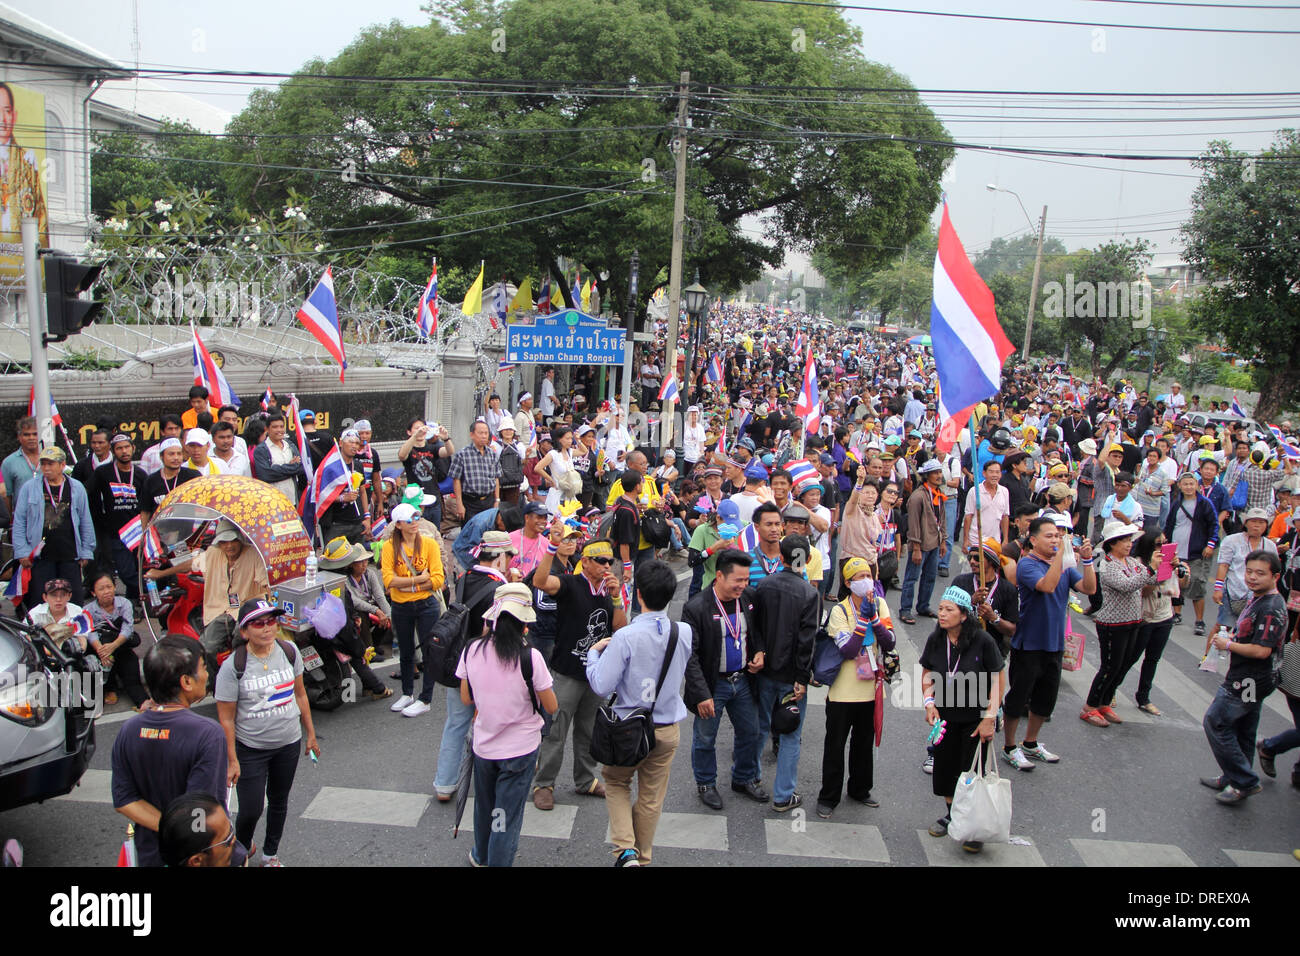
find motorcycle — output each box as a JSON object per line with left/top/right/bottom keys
{"left": 142, "top": 475, "right": 353, "bottom": 711}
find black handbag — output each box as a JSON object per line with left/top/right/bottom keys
{"left": 590, "top": 622, "right": 679, "bottom": 767}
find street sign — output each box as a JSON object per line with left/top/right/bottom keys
{"left": 506, "top": 309, "right": 627, "bottom": 365}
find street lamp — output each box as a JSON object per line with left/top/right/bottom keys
{"left": 987, "top": 183, "right": 1048, "bottom": 360}
{"left": 683, "top": 270, "right": 708, "bottom": 402}
{"left": 1145, "top": 323, "right": 1168, "bottom": 396}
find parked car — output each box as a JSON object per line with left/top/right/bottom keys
{"left": 0, "top": 611, "right": 103, "bottom": 812}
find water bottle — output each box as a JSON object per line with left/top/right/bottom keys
{"left": 304, "top": 551, "right": 318, "bottom": 588}
{"left": 145, "top": 577, "right": 161, "bottom": 610}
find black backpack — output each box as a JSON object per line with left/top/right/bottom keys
{"left": 232, "top": 638, "right": 298, "bottom": 680}
{"left": 427, "top": 573, "right": 498, "bottom": 689}
{"left": 499, "top": 444, "right": 524, "bottom": 487}
{"left": 465, "top": 640, "right": 543, "bottom": 715}
{"left": 596, "top": 499, "right": 639, "bottom": 543}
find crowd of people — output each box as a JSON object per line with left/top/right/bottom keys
{"left": 4, "top": 307, "right": 1298, "bottom": 868}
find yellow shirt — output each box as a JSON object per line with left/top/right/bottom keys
{"left": 824, "top": 595, "right": 893, "bottom": 703}
{"left": 605, "top": 475, "right": 664, "bottom": 550}
{"left": 381, "top": 534, "right": 445, "bottom": 603}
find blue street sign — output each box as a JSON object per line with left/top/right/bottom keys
{"left": 506, "top": 309, "right": 627, "bottom": 365}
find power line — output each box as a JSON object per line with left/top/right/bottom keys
{"left": 742, "top": 0, "right": 1300, "bottom": 34}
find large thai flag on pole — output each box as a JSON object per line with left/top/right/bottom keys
{"left": 931, "top": 204, "right": 1015, "bottom": 454}
{"left": 191, "top": 325, "right": 241, "bottom": 408}
{"left": 706, "top": 354, "right": 723, "bottom": 383}
{"left": 296, "top": 267, "right": 346, "bottom": 382}
{"left": 312, "top": 442, "right": 351, "bottom": 515}
{"left": 794, "top": 348, "right": 820, "bottom": 435}
{"left": 657, "top": 375, "right": 680, "bottom": 404}
{"left": 287, "top": 394, "right": 315, "bottom": 492}
{"left": 416, "top": 260, "right": 439, "bottom": 340}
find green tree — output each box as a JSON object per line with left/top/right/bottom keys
{"left": 972, "top": 234, "right": 1066, "bottom": 281}
{"left": 216, "top": 0, "right": 950, "bottom": 322}
{"left": 1182, "top": 130, "right": 1300, "bottom": 422}
{"left": 91, "top": 122, "right": 229, "bottom": 217}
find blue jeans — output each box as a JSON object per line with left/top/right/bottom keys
{"left": 393, "top": 597, "right": 440, "bottom": 702}
{"left": 754, "top": 674, "right": 807, "bottom": 804}
{"left": 669, "top": 517, "right": 689, "bottom": 551}
{"left": 939, "top": 498, "right": 958, "bottom": 571}
{"left": 1262, "top": 692, "right": 1300, "bottom": 763}
{"left": 899, "top": 546, "right": 940, "bottom": 615}
{"left": 434, "top": 687, "right": 477, "bottom": 793}
{"left": 691, "top": 673, "right": 762, "bottom": 788}
{"left": 471, "top": 748, "right": 538, "bottom": 867}
{"left": 1203, "top": 685, "right": 1268, "bottom": 790}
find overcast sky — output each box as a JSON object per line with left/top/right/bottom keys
{"left": 14, "top": 0, "right": 1299, "bottom": 270}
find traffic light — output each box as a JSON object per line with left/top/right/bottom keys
{"left": 43, "top": 254, "right": 104, "bottom": 342}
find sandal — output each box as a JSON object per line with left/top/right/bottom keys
{"left": 1079, "top": 708, "right": 1110, "bottom": 727}
{"left": 1138, "top": 702, "right": 1161, "bottom": 716}
{"left": 900, "top": 614, "right": 917, "bottom": 625}
{"left": 1098, "top": 705, "right": 1123, "bottom": 724}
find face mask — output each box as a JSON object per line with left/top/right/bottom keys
{"left": 849, "top": 577, "right": 875, "bottom": 597}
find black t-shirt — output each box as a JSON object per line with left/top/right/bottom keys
{"left": 918, "top": 628, "right": 1004, "bottom": 724}
{"left": 551, "top": 572, "right": 615, "bottom": 680}
{"left": 462, "top": 571, "right": 504, "bottom": 644}
{"left": 951, "top": 572, "right": 1020, "bottom": 656}
{"left": 1226, "top": 591, "right": 1288, "bottom": 696}
{"left": 144, "top": 468, "right": 201, "bottom": 511}
{"left": 94, "top": 462, "right": 148, "bottom": 533}
{"left": 610, "top": 499, "right": 640, "bottom": 556}
{"left": 404, "top": 442, "right": 446, "bottom": 495}
{"left": 306, "top": 429, "right": 335, "bottom": 467}
{"left": 40, "top": 480, "right": 77, "bottom": 561}
{"left": 1119, "top": 442, "right": 1142, "bottom": 476}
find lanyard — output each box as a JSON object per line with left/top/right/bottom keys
{"left": 472, "top": 565, "right": 507, "bottom": 584}
{"left": 113, "top": 463, "right": 134, "bottom": 485}
{"left": 43, "top": 477, "right": 65, "bottom": 509}
{"left": 945, "top": 638, "right": 961, "bottom": 678}
{"left": 714, "top": 591, "right": 742, "bottom": 650}
{"left": 584, "top": 571, "right": 607, "bottom": 596}
{"left": 758, "top": 550, "right": 781, "bottom": 576}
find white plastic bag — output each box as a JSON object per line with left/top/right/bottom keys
{"left": 1199, "top": 646, "right": 1222, "bottom": 674}
{"left": 948, "top": 743, "right": 1012, "bottom": 845}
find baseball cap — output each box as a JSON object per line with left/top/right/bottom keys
{"left": 1047, "top": 481, "right": 1074, "bottom": 501}
{"left": 238, "top": 599, "right": 286, "bottom": 629}
{"left": 744, "top": 461, "right": 768, "bottom": 481}
{"left": 523, "top": 501, "right": 549, "bottom": 517}
{"left": 184, "top": 428, "right": 211, "bottom": 446}
{"left": 43, "top": 578, "right": 72, "bottom": 595}
{"left": 390, "top": 503, "right": 419, "bottom": 523}
{"left": 1242, "top": 507, "right": 1270, "bottom": 522}
{"left": 716, "top": 499, "right": 741, "bottom": 523}
{"left": 38, "top": 446, "right": 66, "bottom": 462}
{"left": 299, "top": 409, "right": 316, "bottom": 422}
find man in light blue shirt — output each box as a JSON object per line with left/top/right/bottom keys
{"left": 1099, "top": 470, "right": 1142, "bottom": 526}
{"left": 586, "top": 559, "right": 693, "bottom": 868}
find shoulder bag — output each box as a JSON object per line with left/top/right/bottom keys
{"left": 590, "top": 622, "right": 679, "bottom": 767}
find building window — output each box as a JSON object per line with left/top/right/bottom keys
{"left": 44, "top": 110, "right": 66, "bottom": 202}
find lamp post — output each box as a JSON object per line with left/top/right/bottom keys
{"left": 987, "top": 184, "right": 1048, "bottom": 359}
{"left": 1145, "top": 323, "right": 1168, "bottom": 396}
{"left": 682, "top": 270, "right": 708, "bottom": 410}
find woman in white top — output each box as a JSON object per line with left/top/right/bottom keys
{"left": 602, "top": 411, "right": 632, "bottom": 475}
{"left": 682, "top": 406, "right": 707, "bottom": 471}
{"left": 536, "top": 425, "right": 576, "bottom": 516}
{"left": 28, "top": 577, "right": 85, "bottom": 646}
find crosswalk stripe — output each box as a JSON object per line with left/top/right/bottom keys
{"left": 300, "top": 785, "right": 430, "bottom": 828}
{"left": 764, "top": 819, "right": 890, "bottom": 862}
{"left": 464, "top": 798, "right": 578, "bottom": 840}
{"left": 1071, "top": 838, "right": 1197, "bottom": 867}
{"left": 606, "top": 810, "right": 729, "bottom": 851}
{"left": 1223, "top": 848, "right": 1300, "bottom": 867}
{"left": 916, "top": 830, "right": 1046, "bottom": 866}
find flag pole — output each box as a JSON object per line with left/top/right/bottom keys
{"left": 970, "top": 408, "right": 987, "bottom": 594}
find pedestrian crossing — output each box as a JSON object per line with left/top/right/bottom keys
{"left": 60, "top": 770, "right": 1295, "bottom": 866}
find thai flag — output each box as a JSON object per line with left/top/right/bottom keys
{"left": 370, "top": 516, "right": 388, "bottom": 539}
{"left": 312, "top": 442, "right": 351, "bottom": 515}
{"left": 1279, "top": 440, "right": 1300, "bottom": 462}
{"left": 794, "top": 349, "right": 820, "bottom": 435}
{"left": 930, "top": 204, "right": 1015, "bottom": 453}
{"left": 115, "top": 830, "right": 138, "bottom": 868}
{"left": 714, "top": 430, "right": 727, "bottom": 456}
{"left": 4, "top": 563, "right": 29, "bottom": 607}
{"left": 571, "top": 269, "right": 582, "bottom": 310}
{"left": 295, "top": 267, "right": 347, "bottom": 383}
{"left": 143, "top": 525, "right": 164, "bottom": 563}
{"left": 416, "top": 262, "right": 439, "bottom": 340}
{"left": 1266, "top": 423, "right": 1285, "bottom": 442}
{"left": 493, "top": 279, "right": 508, "bottom": 327}
{"left": 267, "top": 679, "right": 295, "bottom": 707}
{"left": 658, "top": 375, "right": 679, "bottom": 404}
{"left": 537, "top": 275, "right": 553, "bottom": 314}
{"left": 498, "top": 361, "right": 517, "bottom": 373}
{"left": 786, "top": 459, "right": 818, "bottom": 492}
{"left": 844, "top": 372, "right": 858, "bottom": 382}
{"left": 260, "top": 388, "right": 274, "bottom": 411}
{"left": 118, "top": 515, "right": 144, "bottom": 551}
{"left": 28, "top": 387, "right": 76, "bottom": 460}
{"left": 288, "top": 395, "right": 315, "bottom": 490}
{"left": 738, "top": 524, "right": 760, "bottom": 552}
{"left": 793, "top": 331, "right": 802, "bottom": 356}
{"left": 706, "top": 354, "right": 723, "bottom": 383}
{"left": 1230, "top": 394, "right": 1246, "bottom": 417}
{"left": 69, "top": 610, "right": 96, "bottom": 636}
{"left": 191, "top": 325, "right": 241, "bottom": 408}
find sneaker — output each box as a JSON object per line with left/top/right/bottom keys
{"left": 614, "top": 848, "right": 641, "bottom": 867}
{"left": 1172, "top": 613, "right": 1182, "bottom": 625}
{"left": 390, "top": 694, "right": 414, "bottom": 712}
{"left": 261, "top": 855, "right": 284, "bottom": 867}
{"left": 468, "top": 850, "right": 484, "bottom": 868}
{"left": 1002, "top": 746, "right": 1036, "bottom": 772}
{"left": 1194, "top": 621, "right": 1206, "bottom": 636}
{"left": 922, "top": 754, "right": 934, "bottom": 774}
{"left": 1021, "top": 742, "right": 1060, "bottom": 764}
{"left": 402, "top": 699, "right": 431, "bottom": 717}
{"left": 816, "top": 802, "right": 834, "bottom": 819}
{"left": 1215, "top": 783, "right": 1262, "bottom": 805}
{"left": 961, "top": 840, "right": 984, "bottom": 854}
{"left": 853, "top": 793, "right": 880, "bottom": 808}
{"left": 928, "top": 815, "right": 950, "bottom": 837}
{"left": 773, "top": 793, "right": 803, "bottom": 813}
{"left": 1258, "top": 741, "right": 1276, "bottom": 778}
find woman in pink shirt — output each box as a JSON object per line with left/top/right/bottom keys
{"left": 456, "top": 583, "right": 558, "bottom": 867}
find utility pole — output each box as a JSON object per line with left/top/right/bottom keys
{"left": 620, "top": 249, "right": 639, "bottom": 420}
{"left": 660, "top": 71, "right": 689, "bottom": 453}
{"left": 1023, "top": 204, "right": 1048, "bottom": 359}
{"left": 22, "top": 217, "right": 54, "bottom": 449}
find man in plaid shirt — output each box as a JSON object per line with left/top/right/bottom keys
{"left": 1222, "top": 443, "right": 1281, "bottom": 516}
{"left": 449, "top": 420, "right": 501, "bottom": 524}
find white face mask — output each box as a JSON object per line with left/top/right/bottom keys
{"left": 849, "top": 577, "right": 875, "bottom": 597}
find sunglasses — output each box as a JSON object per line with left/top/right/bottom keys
{"left": 585, "top": 556, "right": 614, "bottom": 566}
{"left": 246, "top": 617, "right": 280, "bottom": 629}
{"left": 201, "top": 825, "right": 237, "bottom": 856}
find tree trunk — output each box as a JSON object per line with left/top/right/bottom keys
{"left": 1253, "top": 366, "right": 1289, "bottom": 423}
{"left": 1091, "top": 342, "right": 1101, "bottom": 383}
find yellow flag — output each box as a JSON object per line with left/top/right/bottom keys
{"left": 580, "top": 278, "right": 592, "bottom": 312}
{"left": 742, "top": 334, "right": 754, "bottom": 354}
{"left": 462, "top": 263, "right": 484, "bottom": 315}
{"left": 509, "top": 277, "right": 533, "bottom": 315}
